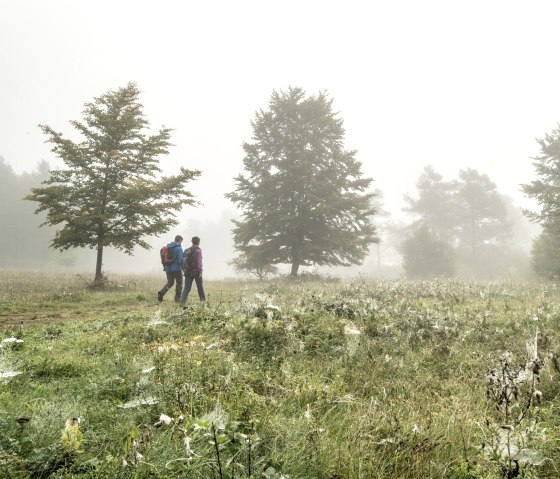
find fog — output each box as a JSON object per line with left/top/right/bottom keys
{"left": 1, "top": 0, "right": 557, "bottom": 279}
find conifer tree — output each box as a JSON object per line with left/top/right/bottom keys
{"left": 522, "top": 123, "right": 560, "bottom": 276}
{"left": 226, "top": 87, "right": 377, "bottom": 277}
{"left": 26, "top": 83, "right": 200, "bottom": 282}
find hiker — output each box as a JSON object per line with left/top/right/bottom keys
{"left": 180, "top": 236, "right": 206, "bottom": 305}
{"left": 158, "top": 235, "right": 184, "bottom": 303}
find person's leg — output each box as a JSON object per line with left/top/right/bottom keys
{"left": 194, "top": 275, "right": 206, "bottom": 301}
{"left": 158, "top": 272, "right": 175, "bottom": 301}
{"left": 173, "top": 271, "right": 183, "bottom": 302}
{"left": 180, "top": 273, "right": 194, "bottom": 304}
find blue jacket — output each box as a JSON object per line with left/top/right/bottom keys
{"left": 163, "top": 242, "right": 184, "bottom": 272}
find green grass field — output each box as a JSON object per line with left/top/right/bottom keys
{"left": 1, "top": 271, "right": 559, "bottom": 478}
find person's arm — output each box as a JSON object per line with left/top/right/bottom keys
{"left": 197, "top": 248, "right": 203, "bottom": 275}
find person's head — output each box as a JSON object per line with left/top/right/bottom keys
{"left": 175, "top": 235, "right": 184, "bottom": 244}
{"left": 191, "top": 236, "right": 200, "bottom": 245}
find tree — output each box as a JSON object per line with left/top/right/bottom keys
{"left": 370, "top": 188, "right": 391, "bottom": 270}
{"left": 531, "top": 232, "right": 560, "bottom": 278}
{"left": 226, "top": 87, "right": 377, "bottom": 277}
{"left": 522, "top": 123, "right": 560, "bottom": 275}
{"left": 403, "top": 165, "right": 458, "bottom": 241}
{"left": 454, "top": 168, "right": 512, "bottom": 276}
{"left": 229, "top": 251, "right": 279, "bottom": 280}
{"left": 402, "top": 166, "right": 514, "bottom": 278}
{"left": 26, "top": 83, "right": 200, "bottom": 282}
{"left": 400, "top": 224, "right": 455, "bottom": 279}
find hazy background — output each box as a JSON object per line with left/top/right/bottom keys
{"left": 1, "top": 0, "right": 557, "bottom": 278}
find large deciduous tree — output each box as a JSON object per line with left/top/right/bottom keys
{"left": 26, "top": 83, "right": 200, "bottom": 283}
{"left": 226, "top": 87, "right": 377, "bottom": 277}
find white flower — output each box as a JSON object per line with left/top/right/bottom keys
{"left": 304, "top": 403, "right": 312, "bottom": 422}
{"left": 154, "top": 413, "right": 172, "bottom": 427}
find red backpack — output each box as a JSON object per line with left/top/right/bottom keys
{"left": 160, "top": 245, "right": 176, "bottom": 265}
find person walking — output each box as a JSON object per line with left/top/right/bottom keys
{"left": 158, "top": 235, "right": 184, "bottom": 303}
{"left": 180, "top": 236, "right": 206, "bottom": 305}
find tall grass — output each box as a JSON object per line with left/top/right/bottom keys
{"left": 1, "top": 272, "right": 559, "bottom": 478}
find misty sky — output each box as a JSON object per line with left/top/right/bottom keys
{"left": 2, "top": 0, "right": 560, "bottom": 228}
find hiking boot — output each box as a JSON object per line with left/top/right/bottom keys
{"left": 157, "top": 291, "right": 164, "bottom": 302}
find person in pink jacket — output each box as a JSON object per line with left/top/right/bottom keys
{"left": 179, "top": 236, "right": 206, "bottom": 305}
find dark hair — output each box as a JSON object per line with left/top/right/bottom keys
{"left": 191, "top": 236, "right": 200, "bottom": 245}
{"left": 175, "top": 235, "right": 184, "bottom": 242}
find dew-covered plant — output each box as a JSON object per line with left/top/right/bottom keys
{"left": 483, "top": 329, "right": 548, "bottom": 478}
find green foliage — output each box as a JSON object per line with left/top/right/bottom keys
{"left": 522, "top": 124, "right": 560, "bottom": 277}
{"left": 227, "top": 87, "right": 378, "bottom": 277}
{"left": 400, "top": 224, "right": 456, "bottom": 278}
{"left": 531, "top": 231, "right": 560, "bottom": 278}
{"left": 403, "top": 165, "right": 458, "bottom": 241}
{"left": 455, "top": 168, "right": 512, "bottom": 276}
{"left": 25, "top": 83, "right": 200, "bottom": 282}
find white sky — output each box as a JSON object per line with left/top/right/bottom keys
{"left": 1, "top": 0, "right": 559, "bottom": 226}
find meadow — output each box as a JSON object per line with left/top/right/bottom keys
{"left": 1, "top": 270, "right": 559, "bottom": 478}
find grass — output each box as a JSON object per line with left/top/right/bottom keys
{"left": 1, "top": 272, "right": 560, "bottom": 478}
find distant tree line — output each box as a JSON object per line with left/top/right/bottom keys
{"left": 15, "top": 83, "right": 558, "bottom": 281}
{"left": 399, "top": 166, "right": 529, "bottom": 279}
{"left": 0, "top": 158, "right": 65, "bottom": 269}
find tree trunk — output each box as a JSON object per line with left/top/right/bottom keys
{"left": 290, "top": 261, "right": 300, "bottom": 277}
{"left": 95, "top": 242, "right": 104, "bottom": 283}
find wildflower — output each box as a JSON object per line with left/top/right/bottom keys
{"left": 534, "top": 390, "right": 543, "bottom": 404}
{"left": 154, "top": 413, "right": 172, "bottom": 427}
{"left": 61, "top": 417, "right": 83, "bottom": 454}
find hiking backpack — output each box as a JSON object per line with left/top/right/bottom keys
{"left": 160, "top": 245, "right": 177, "bottom": 265}
{"left": 182, "top": 246, "right": 198, "bottom": 274}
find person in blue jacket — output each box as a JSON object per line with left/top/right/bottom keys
{"left": 157, "top": 235, "right": 184, "bottom": 303}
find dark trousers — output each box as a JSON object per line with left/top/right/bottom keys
{"left": 180, "top": 272, "right": 206, "bottom": 303}
{"left": 159, "top": 271, "right": 183, "bottom": 301}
